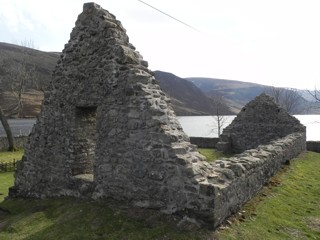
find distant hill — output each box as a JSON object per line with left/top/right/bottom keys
{"left": 154, "top": 71, "right": 234, "bottom": 115}
{"left": 186, "top": 77, "right": 318, "bottom": 114}
{"left": 0, "top": 42, "right": 59, "bottom": 87}
{"left": 0, "top": 42, "right": 59, "bottom": 117}
{"left": 0, "top": 42, "right": 235, "bottom": 117}
{"left": 0, "top": 42, "right": 318, "bottom": 117}
{"left": 186, "top": 77, "right": 267, "bottom": 109}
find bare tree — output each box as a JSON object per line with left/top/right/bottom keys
{"left": 210, "top": 95, "right": 229, "bottom": 137}
{"left": 308, "top": 87, "right": 320, "bottom": 102}
{"left": 0, "top": 107, "right": 16, "bottom": 151}
{"left": 2, "top": 40, "right": 38, "bottom": 118}
{"left": 306, "top": 88, "right": 320, "bottom": 113}
{"left": 282, "top": 88, "right": 304, "bottom": 114}
{"left": 265, "top": 86, "right": 306, "bottom": 114}
{"left": 266, "top": 86, "right": 284, "bottom": 104}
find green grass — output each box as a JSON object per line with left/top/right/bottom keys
{"left": 0, "top": 198, "right": 210, "bottom": 240}
{"left": 214, "top": 151, "right": 320, "bottom": 240}
{"left": 0, "top": 172, "right": 14, "bottom": 202}
{"left": 0, "top": 149, "right": 24, "bottom": 163}
{"left": 0, "top": 151, "right": 319, "bottom": 239}
{"left": 198, "top": 148, "right": 232, "bottom": 162}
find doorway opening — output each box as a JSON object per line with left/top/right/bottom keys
{"left": 72, "top": 106, "right": 97, "bottom": 178}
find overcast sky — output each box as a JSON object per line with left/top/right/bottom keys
{"left": 0, "top": 0, "right": 319, "bottom": 90}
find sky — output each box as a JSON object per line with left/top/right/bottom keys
{"left": 0, "top": 0, "right": 319, "bottom": 90}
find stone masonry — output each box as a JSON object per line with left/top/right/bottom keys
{"left": 10, "top": 3, "right": 307, "bottom": 228}
{"left": 216, "top": 93, "right": 306, "bottom": 153}
{"left": 10, "top": 1, "right": 211, "bottom": 220}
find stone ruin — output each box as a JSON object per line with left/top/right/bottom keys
{"left": 10, "top": 1, "right": 211, "bottom": 221}
{"left": 216, "top": 93, "right": 306, "bottom": 153}
{"left": 9, "top": 3, "right": 307, "bottom": 229}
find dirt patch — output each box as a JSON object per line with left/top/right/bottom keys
{"left": 283, "top": 227, "right": 308, "bottom": 239}
{"left": 306, "top": 216, "right": 320, "bottom": 231}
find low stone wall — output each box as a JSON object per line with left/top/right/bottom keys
{"left": 190, "top": 137, "right": 319, "bottom": 153}
{"left": 0, "top": 136, "right": 28, "bottom": 151}
{"left": 204, "top": 132, "right": 306, "bottom": 228}
{"left": 306, "top": 141, "right": 320, "bottom": 153}
{"left": 189, "top": 137, "right": 219, "bottom": 148}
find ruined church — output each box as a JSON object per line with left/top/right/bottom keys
{"left": 10, "top": 3, "right": 306, "bottom": 228}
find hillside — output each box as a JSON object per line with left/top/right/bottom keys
{"left": 187, "top": 77, "right": 317, "bottom": 114}
{"left": 0, "top": 42, "right": 59, "bottom": 117}
{"left": 0, "top": 42, "right": 318, "bottom": 117}
{"left": 0, "top": 42, "right": 235, "bottom": 117}
{"left": 0, "top": 42, "right": 59, "bottom": 87}
{"left": 154, "top": 71, "right": 234, "bottom": 115}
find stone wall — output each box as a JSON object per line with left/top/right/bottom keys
{"left": 206, "top": 132, "right": 305, "bottom": 227}
{"left": 10, "top": 2, "right": 206, "bottom": 214}
{"left": 0, "top": 135, "right": 316, "bottom": 153}
{"left": 0, "top": 136, "right": 28, "bottom": 151}
{"left": 306, "top": 141, "right": 320, "bottom": 153}
{"left": 189, "top": 137, "right": 320, "bottom": 154}
{"left": 189, "top": 137, "right": 219, "bottom": 148}
{"left": 216, "top": 94, "right": 306, "bottom": 153}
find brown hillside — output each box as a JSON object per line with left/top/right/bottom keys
{"left": 0, "top": 42, "right": 59, "bottom": 117}
{"left": 0, "top": 42, "right": 236, "bottom": 117}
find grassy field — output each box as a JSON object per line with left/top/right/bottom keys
{"left": 214, "top": 151, "right": 320, "bottom": 240}
{"left": 198, "top": 148, "right": 232, "bottom": 162}
{"left": 0, "top": 149, "right": 24, "bottom": 163}
{"left": 0, "top": 151, "right": 319, "bottom": 239}
{"left": 0, "top": 172, "right": 14, "bottom": 202}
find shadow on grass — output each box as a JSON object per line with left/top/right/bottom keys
{"left": 0, "top": 198, "right": 212, "bottom": 240}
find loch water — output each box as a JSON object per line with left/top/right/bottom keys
{"left": 1, "top": 115, "right": 319, "bottom": 141}
{"left": 177, "top": 115, "right": 320, "bottom": 141}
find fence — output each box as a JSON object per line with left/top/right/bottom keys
{"left": 0, "top": 160, "right": 19, "bottom": 172}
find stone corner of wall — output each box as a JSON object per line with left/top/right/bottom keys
{"left": 189, "top": 131, "right": 306, "bottom": 228}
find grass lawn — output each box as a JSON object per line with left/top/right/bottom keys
{"left": 214, "top": 151, "right": 320, "bottom": 240}
{"left": 0, "top": 172, "right": 14, "bottom": 202}
{"left": 198, "top": 148, "right": 232, "bottom": 162}
{"left": 0, "top": 149, "right": 24, "bottom": 163}
{"left": 0, "top": 197, "right": 211, "bottom": 240}
{"left": 0, "top": 151, "right": 319, "bottom": 239}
